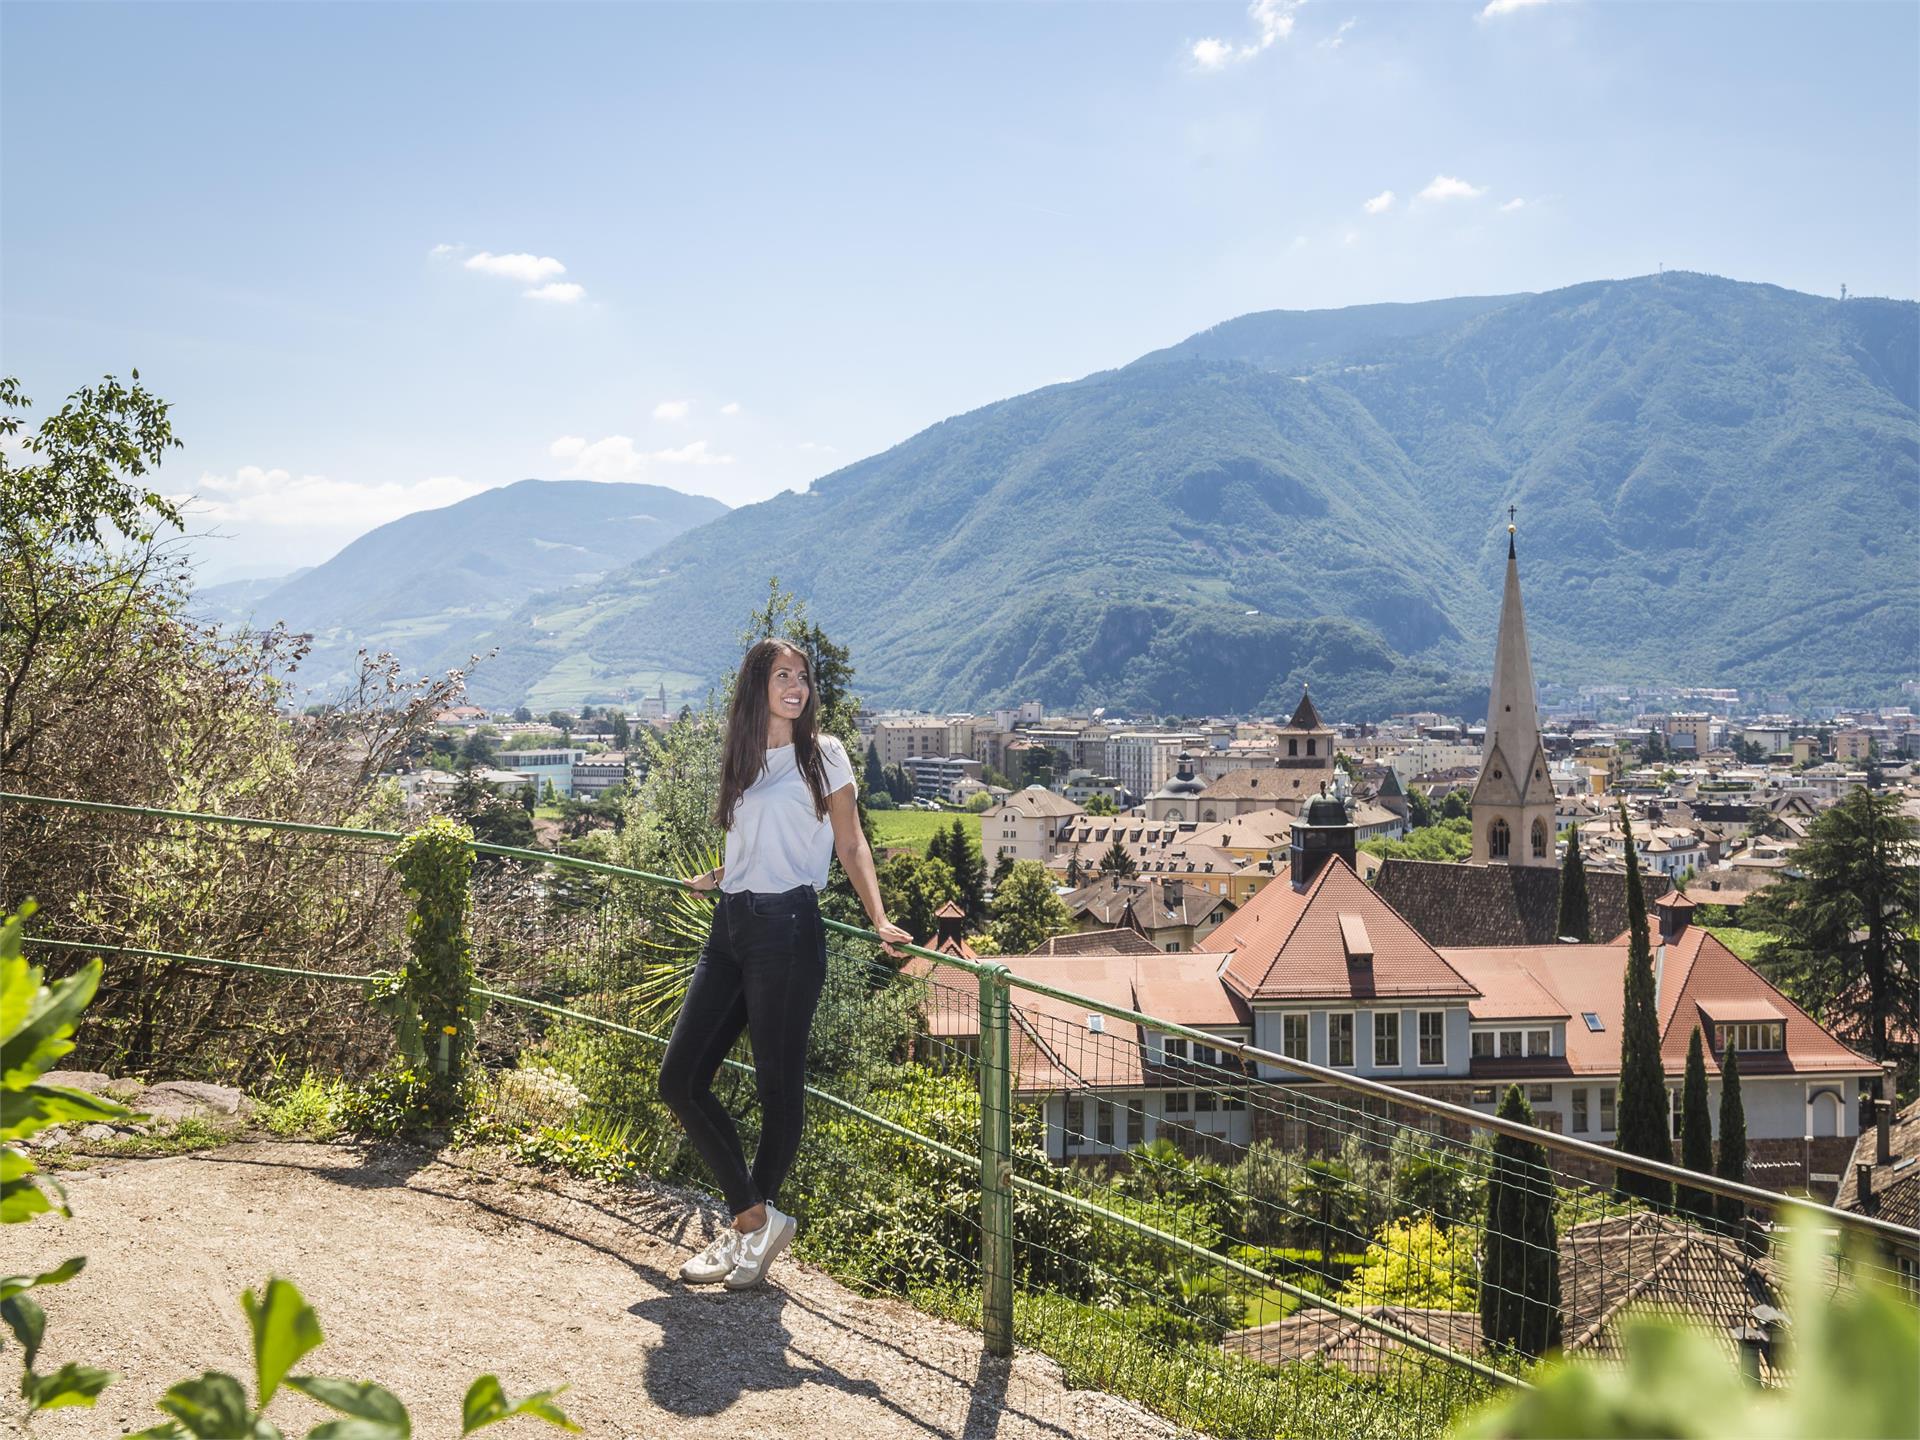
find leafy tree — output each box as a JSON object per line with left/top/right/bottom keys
{"left": 1614, "top": 805, "right": 1673, "bottom": 1207}
{"left": 610, "top": 712, "right": 630, "bottom": 749}
{"left": 1405, "top": 785, "right": 1436, "bottom": 830}
{"left": 991, "top": 850, "right": 1015, "bottom": 888}
{"left": 1339, "top": 1216, "right": 1476, "bottom": 1310}
{"left": 1481, "top": 1085, "right": 1561, "bottom": 1359}
{"left": 1438, "top": 789, "right": 1469, "bottom": 822}
{"left": 1714, "top": 1046, "right": 1748, "bottom": 1233}
{"left": 544, "top": 710, "right": 573, "bottom": 737}
{"left": 1746, "top": 787, "right": 1919, "bottom": 1060}
{"left": 0, "top": 372, "right": 183, "bottom": 545}
{"left": 987, "top": 860, "right": 1072, "bottom": 954}
{"left": 1099, "top": 840, "right": 1136, "bottom": 878}
{"left": 511, "top": 706, "right": 533, "bottom": 724}
{"left": 1358, "top": 816, "right": 1472, "bottom": 863}
{"left": 1556, "top": 825, "right": 1592, "bottom": 941}
{"left": 741, "top": 576, "right": 858, "bottom": 753}
{"left": 1287, "top": 1159, "right": 1364, "bottom": 1276}
{"left": 459, "top": 730, "right": 498, "bottom": 771}
{"left": 876, "top": 853, "right": 959, "bottom": 943}
{"left": 1083, "top": 793, "right": 1117, "bottom": 817}
{"left": 1676, "top": 1026, "right": 1715, "bottom": 1223}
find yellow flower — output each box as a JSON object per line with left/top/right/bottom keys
{"left": 442, "top": 1024, "right": 459, "bottom": 1035}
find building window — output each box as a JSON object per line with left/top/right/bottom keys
{"left": 1329, "top": 1013, "right": 1355, "bottom": 1068}
{"left": 1374, "top": 1012, "right": 1400, "bottom": 1068}
{"left": 1418, "top": 1011, "right": 1445, "bottom": 1066}
{"left": 1499, "top": 1030, "right": 1523, "bottom": 1059}
{"left": 1582, "top": 1012, "right": 1605, "bottom": 1032}
{"left": 1194, "top": 1091, "right": 1218, "bottom": 1113}
{"left": 1127, "top": 1104, "right": 1144, "bottom": 1146}
{"left": 1529, "top": 1084, "right": 1553, "bottom": 1104}
{"left": 1532, "top": 819, "right": 1549, "bottom": 859}
{"left": 1669, "top": 1087, "right": 1683, "bottom": 1139}
{"left": 1282, "top": 1014, "right": 1309, "bottom": 1061}
{"left": 1600, "top": 1086, "right": 1616, "bottom": 1133}
{"left": 1164, "top": 1091, "right": 1190, "bottom": 1114}
{"left": 1527, "top": 1029, "right": 1553, "bottom": 1057}
{"left": 1572, "top": 1088, "right": 1589, "bottom": 1132}
{"left": 1194, "top": 1044, "right": 1219, "bottom": 1069}
{"left": 1307, "top": 738, "right": 1317, "bottom": 756}
{"left": 1066, "top": 1098, "right": 1084, "bottom": 1142}
{"left": 1098, "top": 1104, "right": 1114, "bottom": 1146}
{"left": 1289, "top": 739, "right": 1299, "bottom": 756}
{"left": 1164, "top": 1037, "right": 1189, "bottom": 1062}
{"left": 1715, "top": 1022, "right": 1784, "bottom": 1053}
{"left": 1490, "top": 819, "right": 1511, "bottom": 859}
{"left": 1471, "top": 1030, "right": 1494, "bottom": 1060}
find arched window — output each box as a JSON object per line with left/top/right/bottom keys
{"left": 1307, "top": 739, "right": 1317, "bottom": 756}
{"left": 1532, "top": 819, "right": 1549, "bottom": 859}
{"left": 1489, "top": 818, "right": 1511, "bottom": 859}
{"left": 1288, "top": 739, "right": 1299, "bottom": 757}
{"left": 1202, "top": 809, "right": 1217, "bottom": 822}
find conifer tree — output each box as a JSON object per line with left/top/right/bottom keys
{"left": 1556, "top": 825, "right": 1591, "bottom": 941}
{"left": 1099, "top": 840, "right": 1136, "bottom": 878}
{"left": 864, "top": 742, "right": 887, "bottom": 798}
{"left": 1614, "top": 804, "right": 1674, "bottom": 1207}
{"left": 945, "top": 818, "right": 987, "bottom": 924}
{"left": 1676, "top": 1026, "right": 1715, "bottom": 1222}
{"left": 1715, "top": 1046, "right": 1748, "bottom": 1233}
{"left": 1481, "top": 1085, "right": 1561, "bottom": 1359}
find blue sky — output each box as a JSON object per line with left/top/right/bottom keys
{"left": 5, "top": 0, "right": 1916, "bottom": 581}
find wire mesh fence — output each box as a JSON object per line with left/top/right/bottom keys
{"left": 5, "top": 791, "right": 1917, "bottom": 1440}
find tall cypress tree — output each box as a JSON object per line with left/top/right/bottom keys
{"left": 1480, "top": 1085, "right": 1561, "bottom": 1359}
{"left": 1715, "top": 1047, "right": 1748, "bottom": 1234}
{"left": 1676, "top": 1026, "right": 1715, "bottom": 1222}
{"left": 863, "top": 742, "right": 887, "bottom": 798}
{"left": 1556, "top": 825, "right": 1592, "bottom": 941}
{"left": 1614, "top": 804, "right": 1674, "bottom": 1207}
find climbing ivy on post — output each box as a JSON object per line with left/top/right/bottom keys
{"left": 389, "top": 816, "right": 477, "bottom": 1116}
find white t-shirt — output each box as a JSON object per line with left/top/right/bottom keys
{"left": 720, "top": 735, "right": 856, "bottom": 894}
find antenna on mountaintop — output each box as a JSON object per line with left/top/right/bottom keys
{"left": 1841, "top": 283, "right": 1848, "bottom": 301}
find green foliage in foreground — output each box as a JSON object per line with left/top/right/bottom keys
{"left": 126, "top": 1277, "right": 577, "bottom": 1440}
{"left": 1452, "top": 1221, "right": 1919, "bottom": 1439}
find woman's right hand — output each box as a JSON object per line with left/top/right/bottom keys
{"left": 687, "top": 869, "right": 720, "bottom": 894}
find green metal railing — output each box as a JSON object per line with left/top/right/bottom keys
{"left": 8, "top": 789, "right": 1918, "bottom": 1430}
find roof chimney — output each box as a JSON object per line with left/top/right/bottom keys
{"left": 1856, "top": 1161, "right": 1875, "bottom": 1213}
{"left": 1877, "top": 1097, "right": 1893, "bottom": 1165}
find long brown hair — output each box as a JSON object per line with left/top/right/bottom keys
{"left": 715, "top": 639, "right": 832, "bottom": 829}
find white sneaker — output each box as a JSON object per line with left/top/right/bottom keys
{"left": 678, "top": 1226, "right": 741, "bottom": 1284}
{"left": 724, "top": 1204, "right": 797, "bottom": 1290}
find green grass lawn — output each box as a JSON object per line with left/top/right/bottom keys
{"left": 868, "top": 808, "right": 981, "bottom": 853}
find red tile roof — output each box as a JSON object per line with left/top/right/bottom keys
{"left": 1654, "top": 925, "right": 1874, "bottom": 1076}
{"left": 1212, "top": 858, "right": 1480, "bottom": 1003}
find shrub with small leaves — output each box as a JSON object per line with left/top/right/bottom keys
{"left": 389, "top": 817, "right": 479, "bottom": 1115}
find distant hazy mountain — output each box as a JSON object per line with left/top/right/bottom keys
{"left": 458, "top": 274, "right": 1918, "bottom": 716}
{"left": 192, "top": 569, "right": 311, "bottom": 625}
{"left": 226, "top": 480, "right": 727, "bottom": 693}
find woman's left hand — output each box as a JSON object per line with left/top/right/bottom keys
{"left": 872, "top": 919, "right": 913, "bottom": 958}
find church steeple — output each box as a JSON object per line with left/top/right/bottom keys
{"left": 1472, "top": 520, "right": 1556, "bottom": 866}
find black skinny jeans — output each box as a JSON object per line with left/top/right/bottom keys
{"left": 658, "top": 885, "right": 827, "bottom": 1217}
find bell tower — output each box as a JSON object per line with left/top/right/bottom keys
{"left": 1471, "top": 520, "right": 1557, "bottom": 866}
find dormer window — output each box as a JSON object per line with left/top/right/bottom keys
{"left": 1716, "top": 1022, "right": 1784, "bottom": 1052}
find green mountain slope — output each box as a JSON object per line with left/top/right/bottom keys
{"left": 467, "top": 274, "right": 1916, "bottom": 716}
{"left": 226, "top": 479, "right": 727, "bottom": 693}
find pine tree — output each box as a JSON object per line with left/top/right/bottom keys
{"left": 946, "top": 819, "right": 987, "bottom": 925}
{"left": 1099, "top": 840, "right": 1136, "bottom": 878}
{"left": 1480, "top": 1085, "right": 1561, "bottom": 1359}
{"left": 864, "top": 742, "right": 887, "bottom": 798}
{"left": 1715, "top": 1046, "right": 1748, "bottom": 1234}
{"left": 1614, "top": 804, "right": 1674, "bottom": 1207}
{"left": 1676, "top": 1026, "right": 1715, "bottom": 1222}
{"left": 1556, "top": 825, "right": 1591, "bottom": 941}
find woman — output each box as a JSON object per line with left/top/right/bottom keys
{"left": 660, "top": 638, "right": 911, "bottom": 1290}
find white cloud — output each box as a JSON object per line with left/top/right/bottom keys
{"left": 1479, "top": 0, "right": 1553, "bottom": 18}
{"left": 1499, "top": 197, "right": 1529, "bottom": 212}
{"left": 1321, "top": 17, "right": 1356, "bottom": 48}
{"left": 524, "top": 282, "right": 585, "bottom": 303}
{"left": 180, "top": 467, "right": 487, "bottom": 532}
{"left": 429, "top": 242, "right": 462, "bottom": 258}
{"left": 1341, "top": 229, "right": 1361, "bottom": 248}
{"left": 1363, "top": 189, "right": 1395, "bottom": 215}
{"left": 719, "top": 402, "right": 742, "bottom": 417}
{"left": 1418, "top": 174, "right": 1488, "bottom": 203}
{"left": 1190, "top": 0, "right": 1302, "bottom": 69}
{"left": 548, "top": 435, "right": 733, "bottom": 483}
{"left": 464, "top": 251, "right": 567, "bottom": 285}
{"left": 652, "top": 399, "right": 691, "bottom": 421}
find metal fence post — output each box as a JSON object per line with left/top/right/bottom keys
{"left": 979, "top": 964, "right": 1014, "bottom": 1357}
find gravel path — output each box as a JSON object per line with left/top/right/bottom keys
{"left": 13, "top": 1141, "right": 1192, "bottom": 1440}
